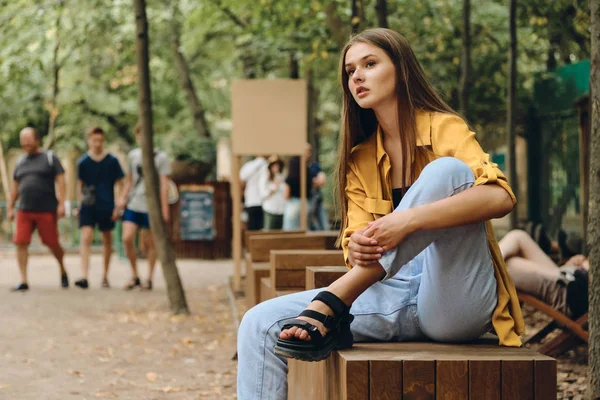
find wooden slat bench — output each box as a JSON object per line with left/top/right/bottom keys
{"left": 290, "top": 266, "right": 557, "bottom": 399}
{"left": 288, "top": 341, "right": 556, "bottom": 399}
{"left": 245, "top": 232, "right": 338, "bottom": 307}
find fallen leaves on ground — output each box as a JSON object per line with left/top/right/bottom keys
{"left": 146, "top": 372, "right": 158, "bottom": 382}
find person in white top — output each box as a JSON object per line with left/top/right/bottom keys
{"left": 259, "top": 156, "right": 286, "bottom": 230}
{"left": 240, "top": 156, "right": 268, "bottom": 230}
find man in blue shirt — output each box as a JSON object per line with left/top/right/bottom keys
{"left": 74, "top": 127, "right": 124, "bottom": 289}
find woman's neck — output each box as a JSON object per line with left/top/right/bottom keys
{"left": 374, "top": 100, "right": 400, "bottom": 139}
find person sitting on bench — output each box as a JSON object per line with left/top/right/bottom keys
{"left": 499, "top": 229, "right": 588, "bottom": 319}
{"left": 237, "top": 28, "right": 524, "bottom": 400}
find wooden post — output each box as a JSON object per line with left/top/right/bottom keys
{"left": 300, "top": 155, "right": 307, "bottom": 231}
{"left": 232, "top": 155, "right": 242, "bottom": 292}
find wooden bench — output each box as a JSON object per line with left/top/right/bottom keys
{"left": 245, "top": 232, "right": 338, "bottom": 307}
{"left": 289, "top": 266, "right": 557, "bottom": 399}
{"left": 270, "top": 250, "right": 345, "bottom": 291}
{"left": 288, "top": 341, "right": 556, "bottom": 399}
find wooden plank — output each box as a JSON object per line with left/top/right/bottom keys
{"left": 330, "top": 352, "right": 369, "bottom": 400}
{"left": 306, "top": 266, "right": 348, "bottom": 290}
{"left": 502, "top": 360, "right": 533, "bottom": 400}
{"left": 370, "top": 360, "right": 402, "bottom": 400}
{"left": 270, "top": 250, "right": 344, "bottom": 289}
{"left": 436, "top": 360, "right": 468, "bottom": 400}
{"left": 534, "top": 359, "right": 557, "bottom": 400}
{"left": 271, "top": 250, "right": 344, "bottom": 270}
{"left": 249, "top": 234, "right": 332, "bottom": 261}
{"left": 288, "top": 359, "right": 328, "bottom": 400}
{"left": 244, "top": 229, "right": 304, "bottom": 248}
{"left": 246, "top": 261, "right": 269, "bottom": 308}
{"left": 232, "top": 155, "right": 242, "bottom": 291}
{"left": 403, "top": 360, "right": 435, "bottom": 399}
{"left": 337, "top": 343, "right": 553, "bottom": 361}
{"left": 259, "top": 277, "right": 274, "bottom": 303}
{"left": 469, "top": 360, "right": 501, "bottom": 400}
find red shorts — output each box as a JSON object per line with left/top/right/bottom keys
{"left": 14, "top": 211, "right": 61, "bottom": 247}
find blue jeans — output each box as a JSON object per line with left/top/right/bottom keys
{"left": 237, "top": 157, "right": 498, "bottom": 399}
{"left": 282, "top": 198, "right": 306, "bottom": 231}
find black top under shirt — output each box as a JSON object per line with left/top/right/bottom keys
{"left": 392, "top": 186, "right": 411, "bottom": 209}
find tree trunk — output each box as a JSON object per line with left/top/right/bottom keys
{"left": 458, "top": 0, "right": 471, "bottom": 117}
{"left": 44, "top": 2, "right": 64, "bottom": 150}
{"left": 351, "top": 0, "right": 363, "bottom": 33}
{"left": 375, "top": 0, "right": 388, "bottom": 28}
{"left": 506, "top": 0, "right": 518, "bottom": 230}
{"left": 132, "top": 0, "right": 189, "bottom": 315}
{"left": 170, "top": 5, "right": 210, "bottom": 138}
{"left": 325, "top": 2, "right": 348, "bottom": 51}
{"left": 588, "top": 1, "right": 600, "bottom": 397}
{"left": 289, "top": 53, "right": 300, "bottom": 79}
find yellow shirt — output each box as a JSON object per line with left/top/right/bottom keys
{"left": 341, "top": 110, "right": 525, "bottom": 347}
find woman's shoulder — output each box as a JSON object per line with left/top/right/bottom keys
{"left": 429, "top": 111, "right": 470, "bottom": 132}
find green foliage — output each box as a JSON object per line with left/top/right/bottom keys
{"left": 167, "top": 133, "right": 216, "bottom": 164}
{"left": 0, "top": 0, "right": 591, "bottom": 188}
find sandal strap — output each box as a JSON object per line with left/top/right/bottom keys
{"left": 299, "top": 309, "right": 337, "bottom": 330}
{"left": 281, "top": 318, "right": 324, "bottom": 344}
{"left": 312, "top": 291, "right": 349, "bottom": 318}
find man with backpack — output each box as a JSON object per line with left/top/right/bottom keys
{"left": 73, "top": 127, "right": 125, "bottom": 289}
{"left": 7, "top": 127, "right": 68, "bottom": 291}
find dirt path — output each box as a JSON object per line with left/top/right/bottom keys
{"left": 0, "top": 252, "right": 238, "bottom": 400}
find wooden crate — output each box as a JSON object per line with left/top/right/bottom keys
{"left": 288, "top": 342, "right": 556, "bottom": 400}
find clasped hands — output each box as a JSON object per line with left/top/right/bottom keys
{"left": 347, "top": 209, "right": 417, "bottom": 267}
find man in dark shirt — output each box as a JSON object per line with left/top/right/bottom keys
{"left": 8, "top": 127, "right": 68, "bottom": 291}
{"left": 73, "top": 127, "right": 125, "bottom": 289}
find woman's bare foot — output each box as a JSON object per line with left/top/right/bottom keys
{"left": 279, "top": 300, "right": 335, "bottom": 341}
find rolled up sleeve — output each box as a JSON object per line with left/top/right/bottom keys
{"left": 341, "top": 160, "right": 376, "bottom": 268}
{"left": 432, "top": 113, "right": 517, "bottom": 205}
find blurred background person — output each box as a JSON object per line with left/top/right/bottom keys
{"left": 259, "top": 156, "right": 285, "bottom": 230}
{"left": 240, "top": 155, "right": 267, "bottom": 231}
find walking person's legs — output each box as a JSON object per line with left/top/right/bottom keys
{"left": 101, "top": 230, "right": 113, "bottom": 287}
{"left": 16, "top": 245, "right": 29, "bottom": 286}
{"left": 141, "top": 229, "right": 156, "bottom": 290}
{"left": 36, "top": 212, "right": 68, "bottom": 288}
{"left": 75, "top": 226, "right": 94, "bottom": 289}
{"left": 122, "top": 216, "right": 141, "bottom": 289}
{"left": 12, "top": 211, "right": 34, "bottom": 291}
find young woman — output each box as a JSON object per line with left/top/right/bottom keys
{"left": 237, "top": 28, "right": 524, "bottom": 399}
{"left": 260, "top": 156, "right": 286, "bottom": 230}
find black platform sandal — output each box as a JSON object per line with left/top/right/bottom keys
{"left": 274, "top": 291, "right": 354, "bottom": 362}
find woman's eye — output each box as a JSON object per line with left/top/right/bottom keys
{"left": 347, "top": 69, "right": 355, "bottom": 75}
{"left": 366, "top": 61, "right": 376, "bottom": 68}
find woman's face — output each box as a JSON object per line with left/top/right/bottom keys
{"left": 344, "top": 41, "right": 397, "bottom": 110}
{"left": 270, "top": 163, "right": 280, "bottom": 174}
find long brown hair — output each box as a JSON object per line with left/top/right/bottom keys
{"left": 335, "top": 28, "right": 459, "bottom": 247}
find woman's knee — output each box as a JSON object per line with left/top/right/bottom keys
{"left": 420, "top": 157, "right": 474, "bottom": 185}
{"left": 239, "top": 302, "right": 279, "bottom": 337}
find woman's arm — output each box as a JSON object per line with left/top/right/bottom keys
{"left": 409, "top": 183, "right": 513, "bottom": 233}
{"left": 364, "top": 183, "right": 513, "bottom": 252}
